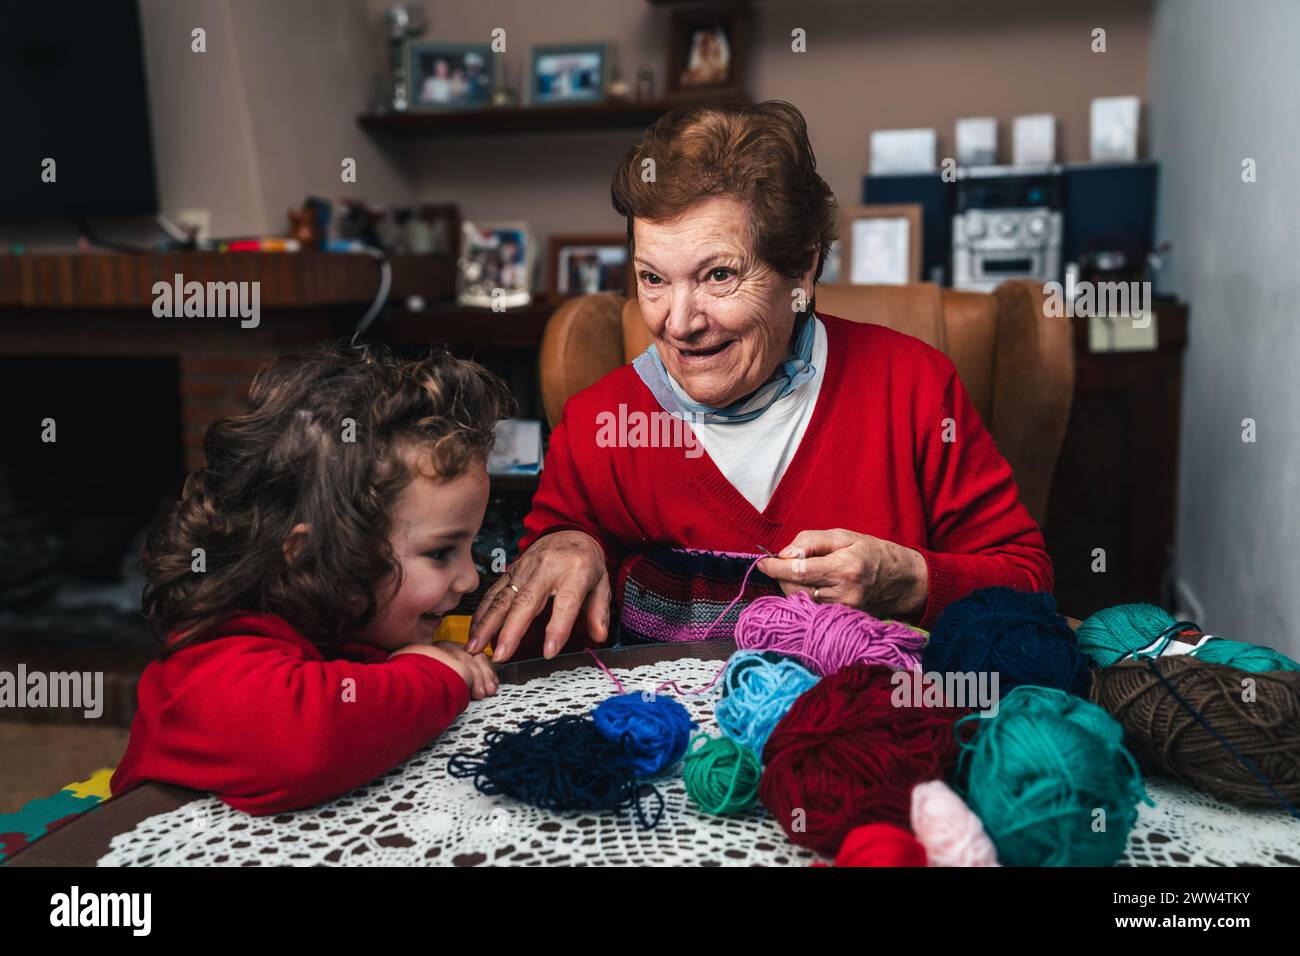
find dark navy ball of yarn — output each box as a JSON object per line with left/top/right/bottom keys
{"left": 923, "top": 586, "right": 1091, "bottom": 699}
{"left": 591, "top": 692, "right": 694, "bottom": 777}
{"left": 447, "top": 715, "right": 664, "bottom": 828}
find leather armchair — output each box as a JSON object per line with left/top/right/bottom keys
{"left": 538, "top": 279, "right": 1074, "bottom": 527}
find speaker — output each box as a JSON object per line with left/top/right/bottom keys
{"left": 863, "top": 173, "right": 954, "bottom": 285}
{"left": 1062, "top": 161, "right": 1158, "bottom": 267}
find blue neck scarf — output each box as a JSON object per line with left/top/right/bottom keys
{"left": 632, "top": 313, "right": 818, "bottom": 424}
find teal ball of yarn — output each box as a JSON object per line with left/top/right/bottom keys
{"left": 1193, "top": 637, "right": 1300, "bottom": 672}
{"left": 957, "top": 684, "right": 1150, "bottom": 867}
{"left": 715, "top": 650, "right": 817, "bottom": 756}
{"left": 1076, "top": 603, "right": 1175, "bottom": 667}
{"left": 1078, "top": 603, "right": 1300, "bottom": 672}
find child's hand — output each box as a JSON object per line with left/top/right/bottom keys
{"left": 389, "top": 642, "right": 499, "bottom": 700}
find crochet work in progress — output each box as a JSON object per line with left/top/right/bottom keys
{"left": 618, "top": 548, "right": 781, "bottom": 645}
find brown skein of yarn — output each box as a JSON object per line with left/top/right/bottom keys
{"left": 1089, "top": 656, "right": 1300, "bottom": 808}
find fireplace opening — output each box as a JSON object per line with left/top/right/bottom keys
{"left": 0, "top": 355, "right": 185, "bottom": 610}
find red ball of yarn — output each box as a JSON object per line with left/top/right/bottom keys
{"left": 760, "top": 664, "right": 965, "bottom": 856}
{"left": 834, "top": 823, "right": 928, "bottom": 867}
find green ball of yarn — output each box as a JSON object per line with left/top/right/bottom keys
{"left": 683, "top": 733, "right": 761, "bottom": 815}
{"left": 1078, "top": 603, "right": 1300, "bottom": 672}
{"left": 958, "top": 684, "right": 1150, "bottom": 867}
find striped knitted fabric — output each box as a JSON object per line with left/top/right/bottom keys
{"left": 617, "top": 547, "right": 783, "bottom": 645}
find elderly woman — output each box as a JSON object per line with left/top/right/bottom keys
{"left": 469, "top": 100, "right": 1051, "bottom": 662}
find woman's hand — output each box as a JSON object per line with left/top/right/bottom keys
{"left": 466, "top": 530, "right": 612, "bottom": 663}
{"left": 757, "top": 528, "right": 929, "bottom": 621}
{"left": 389, "top": 641, "right": 499, "bottom": 700}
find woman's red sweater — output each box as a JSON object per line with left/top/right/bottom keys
{"left": 520, "top": 313, "right": 1053, "bottom": 630}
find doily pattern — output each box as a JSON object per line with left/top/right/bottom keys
{"left": 98, "top": 656, "right": 1300, "bottom": 866}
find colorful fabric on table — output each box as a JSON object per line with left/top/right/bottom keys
{"left": 617, "top": 547, "right": 782, "bottom": 645}
{"left": 0, "top": 767, "right": 114, "bottom": 864}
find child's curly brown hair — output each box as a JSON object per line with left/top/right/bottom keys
{"left": 142, "top": 341, "right": 515, "bottom": 655}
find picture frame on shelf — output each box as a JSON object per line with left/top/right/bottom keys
{"left": 527, "top": 42, "right": 610, "bottom": 107}
{"left": 548, "top": 234, "right": 629, "bottom": 300}
{"left": 406, "top": 41, "right": 495, "bottom": 111}
{"left": 457, "top": 220, "right": 534, "bottom": 308}
{"left": 840, "top": 204, "right": 922, "bottom": 285}
{"left": 420, "top": 203, "right": 460, "bottom": 256}
{"left": 667, "top": 4, "right": 750, "bottom": 99}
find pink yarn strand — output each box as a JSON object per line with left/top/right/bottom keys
{"left": 585, "top": 647, "right": 728, "bottom": 698}
{"left": 700, "top": 554, "right": 766, "bottom": 639}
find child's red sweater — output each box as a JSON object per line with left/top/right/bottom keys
{"left": 520, "top": 314, "right": 1053, "bottom": 631}
{"left": 110, "top": 613, "right": 470, "bottom": 814}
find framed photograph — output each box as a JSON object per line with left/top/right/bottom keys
{"left": 667, "top": 4, "right": 750, "bottom": 98}
{"left": 1090, "top": 96, "right": 1140, "bottom": 161}
{"left": 1013, "top": 113, "right": 1057, "bottom": 166}
{"left": 841, "top": 204, "right": 923, "bottom": 285}
{"left": 407, "top": 42, "right": 495, "bottom": 111}
{"left": 457, "top": 221, "right": 534, "bottom": 309}
{"left": 527, "top": 43, "right": 610, "bottom": 107}
{"left": 869, "top": 128, "right": 938, "bottom": 174}
{"left": 548, "top": 234, "right": 629, "bottom": 300}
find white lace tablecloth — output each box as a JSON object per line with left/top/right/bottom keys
{"left": 98, "top": 656, "right": 1300, "bottom": 867}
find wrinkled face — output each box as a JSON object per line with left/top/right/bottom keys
{"left": 356, "top": 458, "right": 488, "bottom": 651}
{"left": 633, "top": 195, "right": 814, "bottom": 408}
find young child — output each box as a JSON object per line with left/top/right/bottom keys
{"left": 111, "top": 342, "right": 514, "bottom": 815}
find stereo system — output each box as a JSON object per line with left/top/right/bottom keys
{"left": 862, "top": 161, "right": 1158, "bottom": 290}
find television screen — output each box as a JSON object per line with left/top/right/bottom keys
{"left": 0, "top": 0, "right": 158, "bottom": 218}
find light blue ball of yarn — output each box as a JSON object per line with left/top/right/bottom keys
{"left": 715, "top": 650, "right": 818, "bottom": 757}
{"left": 591, "top": 692, "right": 694, "bottom": 777}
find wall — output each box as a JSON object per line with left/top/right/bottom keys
{"left": 5, "top": 0, "right": 1151, "bottom": 248}
{"left": 402, "top": 0, "right": 1151, "bottom": 258}
{"left": 3, "top": 0, "right": 412, "bottom": 246}
{"left": 1149, "top": 0, "right": 1300, "bottom": 657}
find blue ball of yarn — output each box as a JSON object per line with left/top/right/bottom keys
{"left": 718, "top": 649, "right": 788, "bottom": 698}
{"left": 591, "top": 692, "right": 694, "bottom": 777}
{"left": 715, "top": 649, "right": 818, "bottom": 756}
{"left": 924, "top": 586, "right": 1091, "bottom": 699}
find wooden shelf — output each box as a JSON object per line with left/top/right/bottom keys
{"left": 387, "top": 301, "right": 555, "bottom": 349}
{"left": 0, "top": 251, "right": 454, "bottom": 310}
{"left": 358, "top": 93, "right": 749, "bottom": 137}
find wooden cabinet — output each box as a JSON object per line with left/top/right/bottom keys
{"left": 1044, "top": 300, "right": 1188, "bottom": 617}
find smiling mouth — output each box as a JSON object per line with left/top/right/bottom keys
{"left": 677, "top": 341, "right": 733, "bottom": 360}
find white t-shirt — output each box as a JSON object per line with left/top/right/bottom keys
{"left": 665, "top": 315, "right": 828, "bottom": 512}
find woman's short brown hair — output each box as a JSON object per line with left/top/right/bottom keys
{"left": 142, "top": 342, "right": 514, "bottom": 655}
{"left": 610, "top": 100, "right": 838, "bottom": 288}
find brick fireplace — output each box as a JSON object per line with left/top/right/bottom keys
{"left": 0, "top": 250, "right": 455, "bottom": 723}
{"left": 0, "top": 251, "right": 455, "bottom": 470}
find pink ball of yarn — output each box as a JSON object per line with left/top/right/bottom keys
{"left": 736, "top": 592, "right": 925, "bottom": 676}
{"left": 910, "top": 779, "right": 1000, "bottom": 867}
